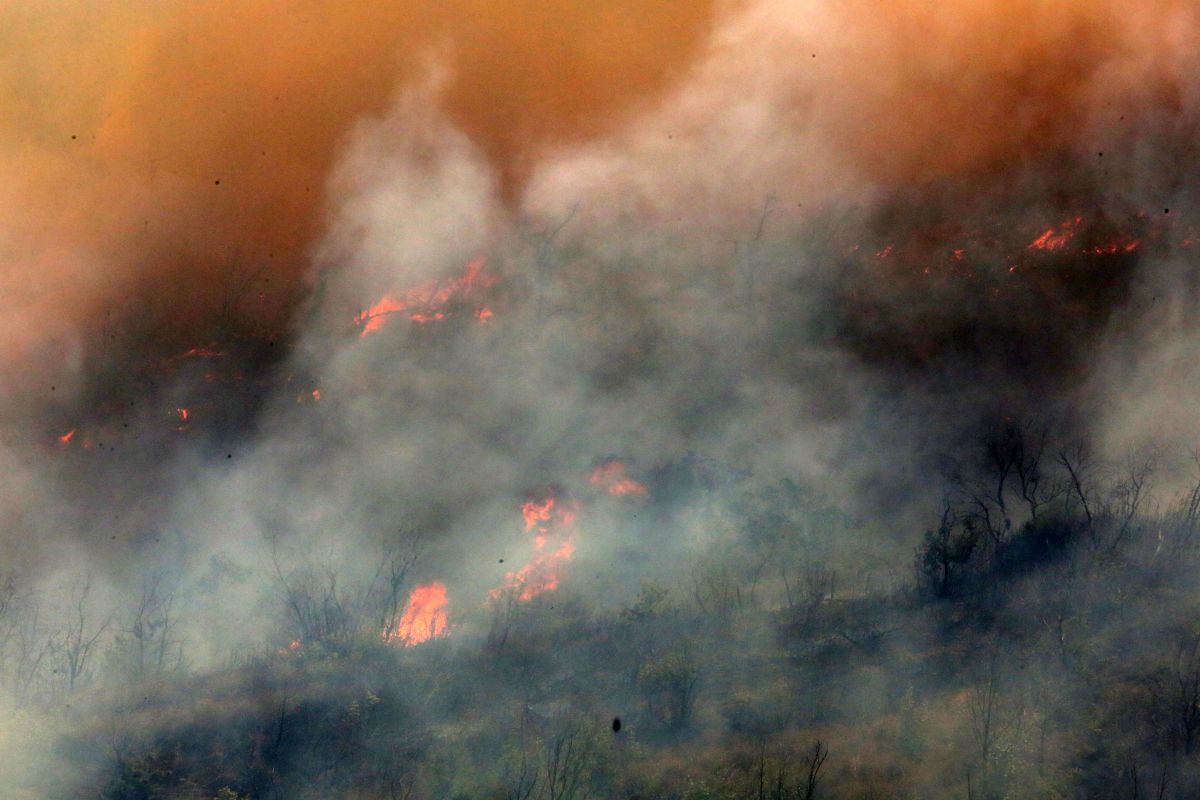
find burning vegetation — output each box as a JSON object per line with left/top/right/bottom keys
{"left": 357, "top": 257, "right": 496, "bottom": 336}
{"left": 384, "top": 582, "right": 449, "bottom": 646}
{"left": 11, "top": 1, "right": 1200, "bottom": 798}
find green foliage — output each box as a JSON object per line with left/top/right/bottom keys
{"left": 622, "top": 582, "right": 670, "bottom": 622}
{"left": 639, "top": 647, "right": 700, "bottom": 731}
{"left": 917, "top": 514, "right": 979, "bottom": 597}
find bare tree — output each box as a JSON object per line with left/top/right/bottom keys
{"left": 269, "top": 531, "right": 424, "bottom": 650}
{"left": 0, "top": 582, "right": 49, "bottom": 705}
{"left": 486, "top": 584, "right": 521, "bottom": 655}
{"left": 952, "top": 420, "right": 1058, "bottom": 550}
{"left": 967, "top": 654, "right": 1019, "bottom": 770}
{"left": 1172, "top": 632, "right": 1200, "bottom": 755}
{"left": 1058, "top": 440, "right": 1096, "bottom": 533}
{"left": 51, "top": 576, "right": 109, "bottom": 695}
{"left": 520, "top": 204, "right": 578, "bottom": 322}
{"left": 1173, "top": 452, "right": 1200, "bottom": 548}
{"left": 371, "top": 531, "right": 426, "bottom": 642}
{"left": 1034, "top": 561, "right": 1078, "bottom": 669}
{"left": 800, "top": 740, "right": 829, "bottom": 800}
{"left": 117, "top": 572, "right": 183, "bottom": 679}
{"left": 691, "top": 559, "right": 752, "bottom": 620}
{"left": 1105, "top": 449, "right": 1157, "bottom": 554}
{"left": 501, "top": 722, "right": 541, "bottom": 800}
{"left": 782, "top": 565, "right": 834, "bottom": 639}
{"left": 752, "top": 740, "right": 830, "bottom": 800}
{"left": 1127, "top": 756, "right": 1170, "bottom": 800}
{"left": 733, "top": 193, "right": 777, "bottom": 318}
{"left": 540, "top": 714, "right": 597, "bottom": 800}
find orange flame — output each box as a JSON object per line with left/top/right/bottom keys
{"left": 522, "top": 496, "right": 556, "bottom": 531}
{"left": 587, "top": 459, "right": 649, "bottom": 497}
{"left": 1027, "top": 216, "right": 1084, "bottom": 251}
{"left": 358, "top": 256, "right": 496, "bottom": 337}
{"left": 1091, "top": 240, "right": 1141, "bottom": 256}
{"left": 385, "top": 582, "right": 449, "bottom": 646}
{"left": 180, "top": 345, "right": 225, "bottom": 359}
{"left": 58, "top": 428, "right": 76, "bottom": 445}
{"left": 176, "top": 407, "right": 189, "bottom": 421}
{"left": 501, "top": 539, "right": 576, "bottom": 601}
{"left": 497, "top": 490, "right": 579, "bottom": 602}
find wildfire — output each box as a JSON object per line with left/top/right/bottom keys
{"left": 864, "top": 211, "right": 1151, "bottom": 286}
{"left": 357, "top": 256, "right": 496, "bottom": 337}
{"left": 587, "top": 459, "right": 649, "bottom": 497}
{"left": 180, "top": 344, "right": 225, "bottom": 359}
{"left": 176, "top": 408, "right": 189, "bottom": 421}
{"left": 498, "top": 490, "right": 579, "bottom": 602}
{"left": 58, "top": 428, "right": 76, "bottom": 445}
{"left": 1090, "top": 240, "right": 1141, "bottom": 256}
{"left": 1028, "top": 216, "right": 1084, "bottom": 251}
{"left": 385, "top": 582, "right": 449, "bottom": 646}
{"left": 522, "top": 495, "right": 557, "bottom": 531}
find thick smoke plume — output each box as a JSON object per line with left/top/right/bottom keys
{"left": 5, "top": 0, "right": 1200, "bottom": 796}
{"left": 0, "top": 0, "right": 716, "bottom": 392}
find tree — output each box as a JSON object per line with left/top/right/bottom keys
{"left": 916, "top": 503, "right": 979, "bottom": 597}
{"left": 751, "top": 739, "right": 829, "bottom": 800}
{"left": 114, "top": 572, "right": 182, "bottom": 680}
{"left": 540, "top": 714, "right": 599, "bottom": 800}
{"left": 269, "top": 531, "right": 424, "bottom": 651}
{"left": 733, "top": 193, "right": 777, "bottom": 320}
{"left": 639, "top": 648, "right": 700, "bottom": 731}
{"left": 50, "top": 576, "right": 109, "bottom": 695}
{"left": 1171, "top": 632, "right": 1200, "bottom": 755}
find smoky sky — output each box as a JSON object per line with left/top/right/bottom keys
{"left": 5, "top": 2, "right": 1200, "bottom": 791}
{"left": 3, "top": 0, "right": 1200, "bottom": 643}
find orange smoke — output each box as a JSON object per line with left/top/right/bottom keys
{"left": 588, "top": 459, "right": 649, "bottom": 497}
{"left": 816, "top": 0, "right": 1195, "bottom": 186}
{"left": 0, "top": 0, "right": 717, "bottom": 370}
{"left": 385, "top": 581, "right": 449, "bottom": 646}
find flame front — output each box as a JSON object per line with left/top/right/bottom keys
{"left": 357, "top": 257, "right": 496, "bottom": 337}
{"left": 385, "top": 582, "right": 449, "bottom": 646}
{"left": 498, "top": 490, "right": 579, "bottom": 602}
{"left": 1028, "top": 218, "right": 1083, "bottom": 252}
